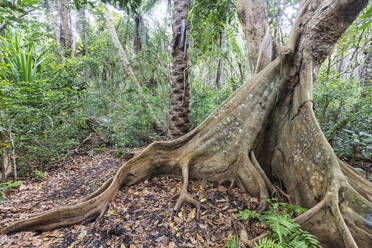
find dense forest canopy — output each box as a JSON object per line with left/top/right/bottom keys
{"left": 0, "top": 0, "right": 371, "bottom": 247}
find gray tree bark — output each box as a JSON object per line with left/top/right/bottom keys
{"left": 60, "top": 0, "right": 72, "bottom": 57}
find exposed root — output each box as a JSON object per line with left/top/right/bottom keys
{"left": 341, "top": 206, "right": 372, "bottom": 239}
{"left": 172, "top": 165, "right": 200, "bottom": 220}
{"left": 237, "top": 152, "right": 270, "bottom": 213}
{"left": 1, "top": 139, "right": 184, "bottom": 234}
{"left": 339, "top": 159, "right": 372, "bottom": 202}
{"left": 293, "top": 191, "right": 332, "bottom": 225}
{"left": 330, "top": 194, "right": 359, "bottom": 248}
{"left": 240, "top": 229, "right": 271, "bottom": 248}
{"left": 81, "top": 177, "right": 113, "bottom": 202}
{"left": 251, "top": 152, "right": 292, "bottom": 203}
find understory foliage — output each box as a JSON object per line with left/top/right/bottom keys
{"left": 0, "top": 1, "right": 370, "bottom": 181}
{"left": 313, "top": 6, "right": 371, "bottom": 164}
{"left": 0, "top": 30, "right": 88, "bottom": 169}
{"left": 225, "top": 199, "right": 320, "bottom": 248}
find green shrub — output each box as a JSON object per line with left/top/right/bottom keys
{"left": 0, "top": 30, "right": 88, "bottom": 170}
{"left": 225, "top": 199, "right": 321, "bottom": 248}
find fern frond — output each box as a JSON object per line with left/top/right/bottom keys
{"left": 254, "top": 237, "right": 283, "bottom": 248}
{"left": 262, "top": 214, "right": 297, "bottom": 243}
{"left": 237, "top": 209, "right": 261, "bottom": 220}
{"left": 224, "top": 234, "right": 240, "bottom": 248}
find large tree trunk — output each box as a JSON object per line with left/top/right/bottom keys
{"left": 2, "top": 1, "right": 371, "bottom": 247}
{"left": 167, "top": 0, "right": 191, "bottom": 139}
{"left": 236, "top": 0, "right": 275, "bottom": 74}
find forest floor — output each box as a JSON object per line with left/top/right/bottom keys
{"left": 0, "top": 148, "right": 267, "bottom": 248}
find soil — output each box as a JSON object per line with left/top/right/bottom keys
{"left": 0, "top": 148, "right": 267, "bottom": 248}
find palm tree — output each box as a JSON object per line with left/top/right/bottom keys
{"left": 167, "top": 0, "right": 191, "bottom": 138}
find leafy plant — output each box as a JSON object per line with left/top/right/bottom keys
{"left": 0, "top": 180, "right": 23, "bottom": 202}
{"left": 32, "top": 169, "right": 44, "bottom": 181}
{"left": 224, "top": 234, "right": 240, "bottom": 248}
{"left": 254, "top": 238, "right": 282, "bottom": 248}
{"left": 236, "top": 209, "right": 261, "bottom": 220}
{"left": 0, "top": 29, "right": 88, "bottom": 170}
{"left": 226, "top": 199, "right": 321, "bottom": 248}
{"left": 0, "top": 30, "right": 45, "bottom": 83}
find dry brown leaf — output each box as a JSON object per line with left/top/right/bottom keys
{"left": 197, "top": 233, "right": 205, "bottom": 243}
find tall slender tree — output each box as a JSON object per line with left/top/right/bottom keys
{"left": 134, "top": 12, "right": 142, "bottom": 53}
{"left": 78, "top": 6, "right": 89, "bottom": 55}
{"left": 60, "top": 0, "right": 72, "bottom": 57}
{"left": 104, "top": 6, "right": 161, "bottom": 128}
{"left": 167, "top": 0, "right": 191, "bottom": 139}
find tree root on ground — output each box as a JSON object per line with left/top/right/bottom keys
{"left": 171, "top": 164, "right": 200, "bottom": 219}
{"left": 234, "top": 171, "right": 372, "bottom": 248}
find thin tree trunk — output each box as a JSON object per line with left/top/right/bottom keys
{"left": 46, "top": 0, "right": 62, "bottom": 47}
{"left": 360, "top": 41, "right": 371, "bottom": 89}
{"left": 215, "top": 31, "right": 224, "bottom": 90}
{"left": 60, "top": 0, "right": 72, "bottom": 57}
{"left": 104, "top": 6, "right": 161, "bottom": 128}
{"left": 0, "top": 22, "right": 7, "bottom": 34}
{"left": 134, "top": 13, "right": 142, "bottom": 53}
{"left": 0, "top": 133, "right": 11, "bottom": 182}
{"left": 78, "top": 6, "right": 88, "bottom": 55}
{"left": 167, "top": 0, "right": 191, "bottom": 138}
{"left": 320, "top": 57, "right": 332, "bottom": 125}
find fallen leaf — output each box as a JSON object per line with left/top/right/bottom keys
{"left": 187, "top": 208, "right": 196, "bottom": 221}
{"left": 169, "top": 222, "right": 178, "bottom": 231}
{"left": 197, "top": 233, "right": 205, "bottom": 243}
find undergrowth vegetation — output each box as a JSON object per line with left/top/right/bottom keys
{"left": 0, "top": 0, "right": 370, "bottom": 182}
{"left": 225, "top": 199, "right": 321, "bottom": 248}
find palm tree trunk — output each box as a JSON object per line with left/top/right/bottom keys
{"left": 168, "top": 0, "right": 191, "bottom": 139}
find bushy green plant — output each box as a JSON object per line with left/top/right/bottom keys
{"left": 190, "top": 82, "right": 235, "bottom": 127}
{"left": 225, "top": 199, "right": 321, "bottom": 248}
{"left": 224, "top": 234, "right": 239, "bottom": 248}
{"left": 0, "top": 30, "right": 88, "bottom": 170}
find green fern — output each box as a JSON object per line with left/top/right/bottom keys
{"left": 237, "top": 209, "right": 261, "bottom": 220}
{"left": 224, "top": 234, "right": 239, "bottom": 248}
{"left": 254, "top": 237, "right": 283, "bottom": 248}
{"left": 226, "top": 198, "right": 322, "bottom": 248}
{"left": 262, "top": 214, "right": 297, "bottom": 243}
{"left": 260, "top": 213, "right": 321, "bottom": 248}
{"left": 279, "top": 202, "right": 308, "bottom": 216}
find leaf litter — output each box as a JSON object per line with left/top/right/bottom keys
{"left": 0, "top": 149, "right": 267, "bottom": 247}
